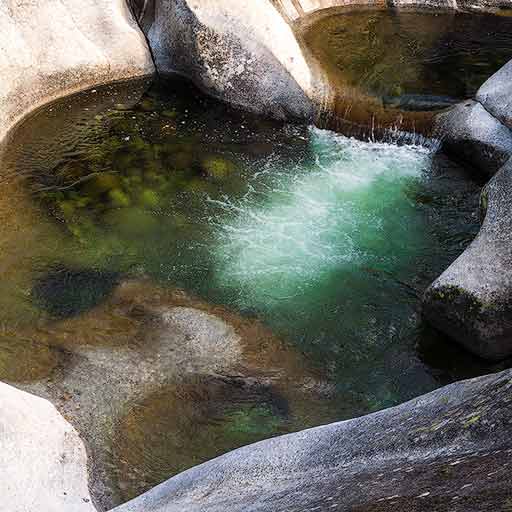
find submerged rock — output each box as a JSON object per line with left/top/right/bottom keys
{"left": 111, "top": 367, "right": 512, "bottom": 512}
{"left": 32, "top": 266, "right": 119, "bottom": 318}
{"left": 0, "top": 382, "right": 96, "bottom": 512}
{"left": 423, "top": 158, "right": 512, "bottom": 361}
{"left": 16, "top": 278, "right": 334, "bottom": 508}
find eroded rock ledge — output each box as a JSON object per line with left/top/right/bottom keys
{"left": 424, "top": 60, "right": 512, "bottom": 360}
{"left": 0, "top": 0, "right": 154, "bottom": 142}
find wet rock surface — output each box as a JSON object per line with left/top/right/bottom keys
{"left": 112, "top": 368, "right": 512, "bottom": 512}
{"left": 423, "top": 158, "right": 512, "bottom": 361}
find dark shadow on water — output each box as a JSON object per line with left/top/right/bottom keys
{"left": 32, "top": 266, "right": 120, "bottom": 318}
{"left": 417, "top": 322, "right": 511, "bottom": 385}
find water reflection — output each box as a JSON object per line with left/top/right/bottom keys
{"left": 300, "top": 7, "right": 512, "bottom": 134}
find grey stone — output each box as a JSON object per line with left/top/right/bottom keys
{"left": 435, "top": 100, "right": 512, "bottom": 177}
{"left": 0, "top": 0, "right": 154, "bottom": 142}
{"left": 477, "top": 59, "right": 512, "bottom": 131}
{"left": 0, "top": 382, "right": 96, "bottom": 511}
{"left": 111, "top": 368, "right": 512, "bottom": 512}
{"left": 424, "top": 158, "right": 512, "bottom": 361}
{"left": 144, "top": 0, "right": 316, "bottom": 121}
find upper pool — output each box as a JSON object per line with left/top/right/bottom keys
{"left": 0, "top": 76, "right": 503, "bottom": 505}
{"left": 299, "top": 8, "right": 512, "bottom": 133}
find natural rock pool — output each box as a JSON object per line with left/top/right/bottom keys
{"left": 1, "top": 76, "right": 505, "bottom": 505}
{"left": 300, "top": 7, "right": 512, "bottom": 133}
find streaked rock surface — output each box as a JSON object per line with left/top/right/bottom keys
{"left": 477, "top": 59, "right": 512, "bottom": 131}
{"left": 143, "top": 0, "right": 317, "bottom": 121}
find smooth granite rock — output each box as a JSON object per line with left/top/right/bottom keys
{"left": 477, "top": 59, "right": 512, "bottom": 131}
{"left": 143, "top": 0, "right": 317, "bottom": 121}
{"left": 0, "top": 0, "right": 154, "bottom": 142}
{"left": 424, "top": 158, "right": 512, "bottom": 361}
{"left": 0, "top": 382, "right": 97, "bottom": 512}
{"left": 425, "top": 58, "right": 512, "bottom": 358}
{"left": 435, "top": 100, "right": 512, "bottom": 177}
{"left": 111, "top": 367, "right": 512, "bottom": 512}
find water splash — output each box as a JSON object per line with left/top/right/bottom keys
{"left": 213, "top": 127, "right": 432, "bottom": 310}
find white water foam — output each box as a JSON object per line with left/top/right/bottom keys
{"left": 211, "top": 127, "right": 432, "bottom": 306}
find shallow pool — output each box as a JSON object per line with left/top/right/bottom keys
{"left": 1, "top": 77, "right": 500, "bottom": 503}
{"left": 300, "top": 8, "right": 512, "bottom": 133}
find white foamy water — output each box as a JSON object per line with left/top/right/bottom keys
{"left": 212, "top": 127, "right": 432, "bottom": 305}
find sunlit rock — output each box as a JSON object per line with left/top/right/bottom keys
{"left": 477, "top": 59, "right": 512, "bottom": 131}
{"left": 435, "top": 100, "right": 512, "bottom": 177}
{"left": 0, "top": 382, "right": 96, "bottom": 512}
{"left": 139, "top": 0, "right": 317, "bottom": 120}
{"left": 0, "top": 0, "right": 154, "bottom": 141}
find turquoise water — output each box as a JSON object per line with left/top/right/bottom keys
{"left": 211, "top": 130, "right": 433, "bottom": 403}
{"left": 3, "top": 77, "right": 491, "bottom": 501}
{"left": 6, "top": 78, "right": 486, "bottom": 403}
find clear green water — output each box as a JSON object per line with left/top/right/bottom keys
{"left": 304, "top": 8, "right": 512, "bottom": 104}
{"left": 301, "top": 8, "right": 512, "bottom": 134}
{"left": 2, "top": 77, "right": 498, "bottom": 502}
